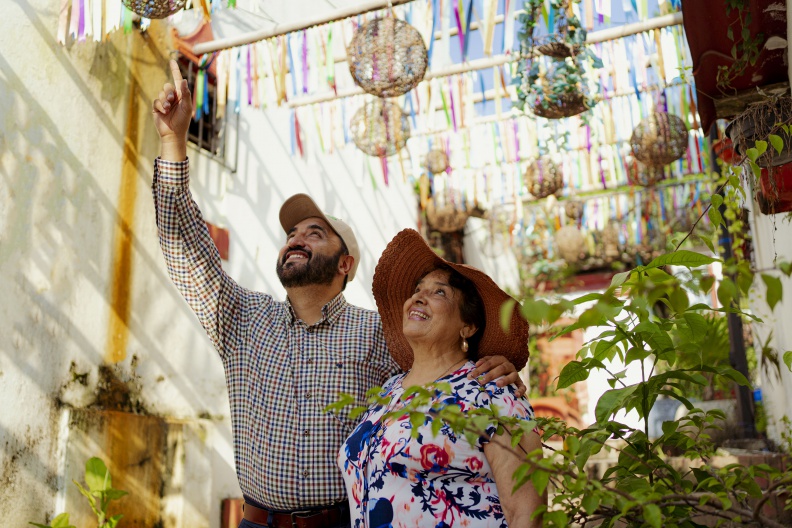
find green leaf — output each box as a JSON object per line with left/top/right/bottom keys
{"left": 520, "top": 298, "right": 550, "bottom": 324}
{"left": 750, "top": 160, "right": 762, "bottom": 179}
{"left": 761, "top": 274, "right": 782, "bottom": 311}
{"left": 104, "top": 489, "right": 128, "bottom": 501}
{"left": 683, "top": 313, "right": 708, "bottom": 337}
{"left": 580, "top": 493, "right": 600, "bottom": 515}
{"left": 595, "top": 385, "right": 639, "bottom": 423}
{"left": 50, "top": 514, "right": 76, "bottom": 528}
{"left": 646, "top": 250, "right": 718, "bottom": 269}
{"left": 746, "top": 147, "right": 759, "bottom": 162}
{"left": 662, "top": 420, "right": 679, "bottom": 435}
{"left": 779, "top": 261, "right": 792, "bottom": 277}
{"left": 572, "top": 292, "right": 604, "bottom": 305}
{"left": 500, "top": 298, "right": 516, "bottom": 332}
{"left": 711, "top": 194, "right": 724, "bottom": 208}
{"left": 702, "top": 365, "right": 750, "bottom": 386}
{"left": 28, "top": 525, "right": 50, "bottom": 528}
{"left": 85, "top": 457, "right": 110, "bottom": 492}
{"left": 106, "top": 514, "right": 124, "bottom": 528}
{"left": 717, "top": 277, "right": 737, "bottom": 308}
{"left": 783, "top": 351, "right": 792, "bottom": 372}
{"left": 696, "top": 233, "right": 716, "bottom": 253}
{"left": 530, "top": 468, "right": 551, "bottom": 496}
{"left": 611, "top": 270, "right": 631, "bottom": 288}
{"left": 643, "top": 504, "right": 662, "bottom": 528}
{"left": 708, "top": 207, "right": 723, "bottom": 227}
{"left": 755, "top": 140, "right": 768, "bottom": 156}
{"left": 769, "top": 134, "right": 784, "bottom": 155}
{"left": 557, "top": 361, "right": 590, "bottom": 389}
{"left": 699, "top": 276, "right": 715, "bottom": 294}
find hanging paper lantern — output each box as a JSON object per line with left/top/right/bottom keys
{"left": 424, "top": 149, "right": 449, "bottom": 175}
{"left": 347, "top": 17, "right": 428, "bottom": 98}
{"left": 630, "top": 112, "right": 689, "bottom": 167}
{"left": 555, "top": 225, "right": 586, "bottom": 264}
{"left": 625, "top": 155, "right": 666, "bottom": 187}
{"left": 350, "top": 99, "right": 411, "bottom": 157}
{"left": 425, "top": 198, "right": 470, "bottom": 233}
{"left": 122, "top": 0, "right": 186, "bottom": 18}
{"left": 524, "top": 157, "right": 563, "bottom": 199}
{"left": 564, "top": 200, "right": 583, "bottom": 220}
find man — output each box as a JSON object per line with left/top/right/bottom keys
{"left": 151, "top": 61, "right": 524, "bottom": 528}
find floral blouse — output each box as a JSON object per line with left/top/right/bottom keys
{"left": 337, "top": 361, "right": 535, "bottom": 528}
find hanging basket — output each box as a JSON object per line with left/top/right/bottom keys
{"left": 350, "top": 99, "right": 411, "bottom": 157}
{"left": 555, "top": 225, "right": 586, "bottom": 264}
{"left": 533, "top": 35, "right": 582, "bottom": 59}
{"left": 425, "top": 198, "right": 470, "bottom": 233}
{"left": 525, "top": 157, "right": 564, "bottom": 198}
{"left": 625, "top": 156, "right": 666, "bottom": 187}
{"left": 532, "top": 91, "right": 588, "bottom": 119}
{"left": 122, "top": 0, "right": 186, "bottom": 18}
{"left": 564, "top": 200, "right": 584, "bottom": 220}
{"left": 424, "top": 149, "right": 449, "bottom": 174}
{"left": 726, "top": 96, "right": 792, "bottom": 168}
{"left": 630, "top": 112, "right": 689, "bottom": 167}
{"left": 347, "top": 17, "right": 428, "bottom": 98}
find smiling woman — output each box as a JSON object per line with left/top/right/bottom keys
{"left": 337, "top": 229, "right": 545, "bottom": 528}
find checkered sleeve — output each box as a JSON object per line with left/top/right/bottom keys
{"left": 153, "top": 157, "right": 249, "bottom": 359}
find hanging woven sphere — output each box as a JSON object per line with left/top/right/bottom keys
{"left": 524, "top": 157, "right": 563, "bottom": 199}
{"left": 350, "top": 99, "right": 410, "bottom": 157}
{"left": 625, "top": 156, "right": 666, "bottom": 186}
{"left": 347, "top": 17, "right": 428, "bottom": 98}
{"left": 555, "top": 225, "right": 586, "bottom": 264}
{"left": 564, "top": 200, "right": 584, "bottom": 220}
{"left": 630, "top": 112, "right": 689, "bottom": 167}
{"left": 424, "top": 149, "right": 449, "bottom": 174}
{"left": 426, "top": 198, "right": 470, "bottom": 233}
{"left": 601, "top": 221, "right": 621, "bottom": 264}
{"left": 122, "top": 0, "right": 186, "bottom": 18}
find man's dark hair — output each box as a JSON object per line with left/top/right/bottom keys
{"left": 433, "top": 264, "right": 485, "bottom": 359}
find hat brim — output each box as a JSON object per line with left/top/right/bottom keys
{"left": 373, "top": 229, "right": 529, "bottom": 372}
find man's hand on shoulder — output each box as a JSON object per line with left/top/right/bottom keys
{"left": 467, "top": 355, "right": 527, "bottom": 397}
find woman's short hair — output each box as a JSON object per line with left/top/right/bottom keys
{"left": 432, "top": 264, "right": 486, "bottom": 359}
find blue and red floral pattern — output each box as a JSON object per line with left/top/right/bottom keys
{"left": 338, "top": 361, "right": 535, "bottom": 527}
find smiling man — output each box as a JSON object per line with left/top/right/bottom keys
{"left": 151, "top": 61, "right": 524, "bottom": 528}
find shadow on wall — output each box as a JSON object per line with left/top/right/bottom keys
{"left": 1, "top": 5, "right": 238, "bottom": 526}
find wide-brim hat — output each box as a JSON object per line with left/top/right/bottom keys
{"left": 373, "top": 229, "right": 529, "bottom": 371}
{"left": 279, "top": 194, "right": 360, "bottom": 282}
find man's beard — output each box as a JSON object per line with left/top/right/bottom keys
{"left": 276, "top": 246, "right": 345, "bottom": 288}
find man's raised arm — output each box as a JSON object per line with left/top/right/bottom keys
{"left": 151, "top": 60, "right": 248, "bottom": 358}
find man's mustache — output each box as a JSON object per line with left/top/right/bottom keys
{"left": 281, "top": 246, "right": 312, "bottom": 265}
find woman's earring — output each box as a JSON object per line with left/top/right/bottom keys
{"left": 461, "top": 336, "right": 469, "bottom": 353}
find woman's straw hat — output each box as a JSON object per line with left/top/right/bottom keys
{"left": 373, "top": 229, "right": 529, "bottom": 371}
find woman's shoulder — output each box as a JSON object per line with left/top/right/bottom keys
{"left": 450, "top": 362, "right": 535, "bottom": 419}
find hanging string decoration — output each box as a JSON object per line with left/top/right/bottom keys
{"left": 525, "top": 157, "right": 564, "bottom": 198}
{"left": 425, "top": 198, "right": 470, "bottom": 233}
{"left": 630, "top": 112, "right": 689, "bottom": 167}
{"left": 347, "top": 17, "right": 428, "bottom": 98}
{"left": 424, "top": 149, "right": 450, "bottom": 174}
{"left": 350, "top": 99, "right": 411, "bottom": 157}
{"left": 555, "top": 225, "right": 587, "bottom": 264}
{"left": 122, "top": 0, "right": 187, "bottom": 18}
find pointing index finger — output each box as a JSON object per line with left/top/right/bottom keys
{"left": 169, "top": 59, "right": 183, "bottom": 86}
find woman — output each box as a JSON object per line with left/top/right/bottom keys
{"left": 338, "top": 229, "right": 544, "bottom": 527}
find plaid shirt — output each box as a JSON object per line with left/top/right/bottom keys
{"left": 153, "top": 158, "right": 401, "bottom": 511}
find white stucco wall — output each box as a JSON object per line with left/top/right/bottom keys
{"left": 0, "top": 3, "right": 416, "bottom": 527}
{"left": 747, "top": 202, "right": 792, "bottom": 445}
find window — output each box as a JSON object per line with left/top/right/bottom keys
{"left": 177, "top": 57, "right": 237, "bottom": 167}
